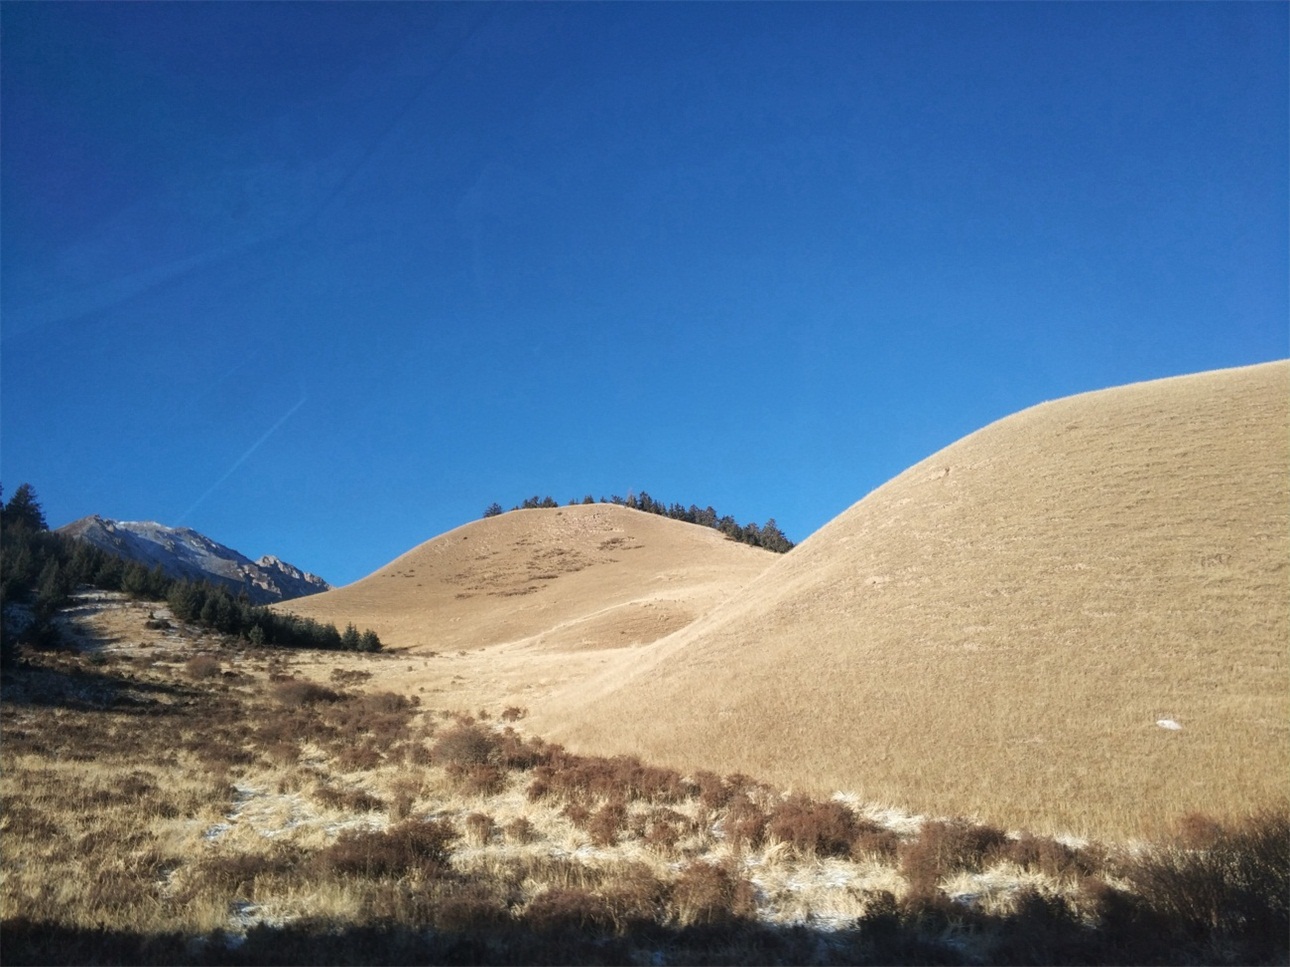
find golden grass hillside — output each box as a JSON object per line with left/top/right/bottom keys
{"left": 540, "top": 361, "right": 1290, "bottom": 840}
{"left": 282, "top": 504, "right": 773, "bottom": 655}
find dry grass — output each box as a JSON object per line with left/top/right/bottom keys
{"left": 2, "top": 594, "right": 1286, "bottom": 964}
{"left": 546, "top": 361, "right": 1290, "bottom": 839}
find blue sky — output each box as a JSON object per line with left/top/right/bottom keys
{"left": 2, "top": 2, "right": 1286, "bottom": 587}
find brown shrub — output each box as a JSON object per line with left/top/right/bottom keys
{"left": 500, "top": 706, "right": 527, "bottom": 722}
{"left": 851, "top": 823, "right": 901, "bottom": 863}
{"left": 273, "top": 679, "right": 341, "bottom": 707}
{"left": 670, "top": 860, "right": 757, "bottom": 926}
{"left": 586, "top": 800, "right": 628, "bottom": 847}
{"left": 1118, "top": 808, "right": 1290, "bottom": 962}
{"left": 432, "top": 724, "right": 500, "bottom": 767}
{"left": 900, "top": 819, "right": 1009, "bottom": 892}
{"left": 313, "top": 783, "right": 386, "bottom": 813}
{"left": 1003, "top": 832, "right": 1099, "bottom": 880}
{"left": 336, "top": 741, "right": 384, "bottom": 772}
{"left": 693, "top": 770, "right": 730, "bottom": 810}
{"left": 433, "top": 881, "right": 510, "bottom": 933}
{"left": 315, "top": 818, "right": 457, "bottom": 879}
{"left": 523, "top": 888, "right": 616, "bottom": 935}
{"left": 496, "top": 729, "right": 548, "bottom": 770}
{"left": 446, "top": 762, "right": 507, "bottom": 797}
{"left": 722, "top": 794, "right": 766, "bottom": 850}
{"left": 600, "top": 862, "right": 669, "bottom": 932}
{"left": 765, "top": 795, "right": 857, "bottom": 857}
{"left": 464, "top": 812, "right": 495, "bottom": 846}
{"left": 184, "top": 654, "right": 221, "bottom": 680}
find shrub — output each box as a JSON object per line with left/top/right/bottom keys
{"left": 432, "top": 724, "right": 499, "bottom": 767}
{"left": 765, "top": 794, "right": 857, "bottom": 857}
{"left": 273, "top": 679, "right": 341, "bottom": 707}
{"left": 500, "top": 706, "right": 527, "bottom": 722}
{"left": 1003, "top": 832, "right": 1099, "bottom": 881}
{"left": 851, "top": 822, "right": 901, "bottom": 863}
{"left": 900, "top": 819, "right": 1009, "bottom": 892}
{"left": 670, "top": 860, "right": 756, "bottom": 926}
{"left": 313, "top": 784, "right": 386, "bottom": 814}
{"left": 600, "top": 862, "right": 668, "bottom": 932}
{"left": 184, "top": 654, "right": 221, "bottom": 680}
{"left": 693, "top": 770, "right": 730, "bottom": 810}
{"left": 433, "top": 881, "right": 509, "bottom": 934}
{"left": 722, "top": 794, "right": 766, "bottom": 850}
{"left": 315, "top": 818, "right": 457, "bottom": 879}
{"left": 523, "top": 888, "right": 616, "bottom": 935}
{"left": 446, "top": 762, "right": 507, "bottom": 797}
{"left": 586, "top": 800, "right": 628, "bottom": 847}
{"left": 1119, "top": 808, "right": 1290, "bottom": 963}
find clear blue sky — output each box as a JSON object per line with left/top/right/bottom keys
{"left": 3, "top": 3, "right": 1286, "bottom": 586}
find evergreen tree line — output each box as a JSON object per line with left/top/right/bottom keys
{"left": 1, "top": 483, "right": 381, "bottom": 664}
{"left": 484, "top": 491, "right": 794, "bottom": 553}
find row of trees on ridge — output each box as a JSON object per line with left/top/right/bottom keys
{"left": 484, "top": 491, "right": 794, "bottom": 553}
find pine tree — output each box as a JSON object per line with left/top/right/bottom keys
{"left": 359, "top": 629, "right": 382, "bottom": 652}
{"left": 341, "top": 623, "right": 361, "bottom": 650}
{"left": 3, "top": 483, "right": 47, "bottom": 532}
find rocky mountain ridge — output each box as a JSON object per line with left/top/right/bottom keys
{"left": 56, "top": 516, "right": 330, "bottom": 604}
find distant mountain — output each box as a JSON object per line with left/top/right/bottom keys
{"left": 56, "top": 516, "right": 330, "bottom": 604}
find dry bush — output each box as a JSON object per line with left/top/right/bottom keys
{"left": 1117, "top": 808, "right": 1290, "bottom": 963}
{"left": 561, "top": 802, "right": 592, "bottom": 828}
{"left": 194, "top": 842, "right": 306, "bottom": 894}
{"left": 670, "top": 860, "right": 756, "bottom": 926}
{"left": 765, "top": 794, "right": 858, "bottom": 857}
{"left": 184, "top": 654, "right": 221, "bottom": 680}
{"left": 464, "top": 812, "right": 495, "bottom": 846}
{"left": 693, "top": 770, "right": 731, "bottom": 810}
{"left": 495, "top": 728, "right": 549, "bottom": 770}
{"left": 523, "top": 888, "right": 617, "bottom": 936}
{"left": 273, "top": 679, "right": 341, "bottom": 707}
{"left": 1003, "top": 832, "right": 1100, "bottom": 881}
{"left": 432, "top": 723, "right": 500, "bottom": 767}
{"left": 600, "top": 862, "right": 669, "bottom": 932}
{"left": 313, "top": 783, "right": 386, "bottom": 814}
{"left": 504, "top": 816, "right": 538, "bottom": 845}
{"left": 432, "top": 881, "right": 510, "bottom": 934}
{"left": 315, "top": 818, "right": 457, "bottom": 879}
{"left": 335, "top": 741, "right": 384, "bottom": 772}
{"left": 500, "top": 706, "right": 527, "bottom": 722}
{"left": 633, "top": 806, "right": 694, "bottom": 856}
{"left": 721, "top": 793, "right": 766, "bottom": 850}
{"left": 900, "top": 819, "right": 1009, "bottom": 892}
{"left": 527, "top": 753, "right": 687, "bottom": 805}
{"left": 446, "top": 762, "right": 507, "bottom": 797}
{"left": 851, "top": 822, "right": 901, "bottom": 863}
{"left": 586, "top": 800, "right": 628, "bottom": 847}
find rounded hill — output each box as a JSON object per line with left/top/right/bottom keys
{"left": 541, "top": 361, "right": 1290, "bottom": 838}
{"left": 278, "top": 502, "right": 775, "bottom": 655}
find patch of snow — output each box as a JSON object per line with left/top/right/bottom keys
{"left": 1156, "top": 719, "right": 1183, "bottom": 730}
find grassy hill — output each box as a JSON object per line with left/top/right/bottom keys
{"left": 538, "top": 361, "right": 1289, "bottom": 839}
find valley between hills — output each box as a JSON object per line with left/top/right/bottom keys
{"left": 3, "top": 360, "right": 1286, "bottom": 965}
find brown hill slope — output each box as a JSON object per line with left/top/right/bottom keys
{"left": 280, "top": 503, "right": 775, "bottom": 656}
{"left": 539, "top": 361, "right": 1290, "bottom": 838}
